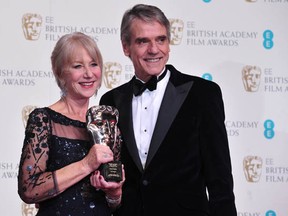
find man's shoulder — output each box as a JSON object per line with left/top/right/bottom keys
{"left": 167, "top": 64, "right": 221, "bottom": 92}
{"left": 100, "top": 82, "right": 131, "bottom": 105}
{"left": 103, "top": 81, "right": 130, "bottom": 95}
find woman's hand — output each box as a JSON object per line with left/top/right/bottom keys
{"left": 82, "top": 144, "right": 114, "bottom": 173}
{"left": 90, "top": 165, "right": 125, "bottom": 208}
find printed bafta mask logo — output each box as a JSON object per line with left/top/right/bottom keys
{"left": 169, "top": 18, "right": 184, "bottom": 45}
{"left": 242, "top": 65, "right": 261, "bottom": 92}
{"left": 22, "top": 13, "right": 42, "bottom": 41}
{"left": 21, "top": 202, "right": 38, "bottom": 216}
{"left": 243, "top": 156, "right": 263, "bottom": 182}
{"left": 22, "top": 105, "right": 38, "bottom": 128}
{"left": 103, "top": 62, "right": 122, "bottom": 89}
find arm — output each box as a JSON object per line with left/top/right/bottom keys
{"left": 18, "top": 109, "right": 113, "bottom": 204}
{"left": 200, "top": 83, "right": 237, "bottom": 216}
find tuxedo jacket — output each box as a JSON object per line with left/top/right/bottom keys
{"left": 100, "top": 65, "right": 237, "bottom": 216}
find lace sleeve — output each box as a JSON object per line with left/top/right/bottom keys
{"left": 18, "top": 108, "right": 58, "bottom": 204}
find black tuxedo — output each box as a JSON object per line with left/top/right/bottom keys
{"left": 100, "top": 64, "right": 237, "bottom": 216}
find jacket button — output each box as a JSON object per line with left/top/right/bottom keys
{"left": 142, "top": 180, "right": 149, "bottom": 186}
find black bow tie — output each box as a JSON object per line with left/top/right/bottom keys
{"left": 132, "top": 68, "right": 167, "bottom": 96}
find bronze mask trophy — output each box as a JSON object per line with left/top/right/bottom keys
{"left": 86, "top": 105, "right": 122, "bottom": 182}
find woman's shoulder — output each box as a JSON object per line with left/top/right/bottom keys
{"left": 27, "top": 107, "right": 52, "bottom": 124}
{"left": 30, "top": 107, "right": 52, "bottom": 116}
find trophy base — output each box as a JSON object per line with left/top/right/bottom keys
{"left": 100, "top": 161, "right": 122, "bottom": 182}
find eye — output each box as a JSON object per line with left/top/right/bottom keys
{"left": 136, "top": 38, "right": 149, "bottom": 45}
{"left": 96, "top": 121, "right": 103, "bottom": 126}
{"left": 156, "top": 36, "right": 168, "bottom": 44}
{"left": 72, "top": 64, "right": 83, "bottom": 69}
{"left": 90, "top": 62, "right": 98, "bottom": 67}
{"left": 110, "top": 119, "right": 116, "bottom": 124}
{"left": 91, "top": 120, "right": 103, "bottom": 126}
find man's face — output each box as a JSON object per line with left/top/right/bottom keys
{"left": 122, "top": 19, "right": 170, "bottom": 82}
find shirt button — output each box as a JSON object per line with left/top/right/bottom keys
{"left": 142, "top": 180, "right": 149, "bottom": 186}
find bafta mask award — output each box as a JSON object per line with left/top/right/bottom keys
{"left": 86, "top": 105, "right": 122, "bottom": 182}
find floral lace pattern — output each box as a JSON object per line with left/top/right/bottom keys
{"left": 18, "top": 107, "right": 119, "bottom": 215}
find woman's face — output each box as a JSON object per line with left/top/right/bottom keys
{"left": 64, "top": 46, "right": 102, "bottom": 100}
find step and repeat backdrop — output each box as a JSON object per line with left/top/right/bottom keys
{"left": 0, "top": 0, "right": 287, "bottom": 215}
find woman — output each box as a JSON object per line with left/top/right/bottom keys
{"left": 18, "top": 32, "right": 125, "bottom": 216}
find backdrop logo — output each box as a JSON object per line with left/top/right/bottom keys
{"left": 103, "top": 62, "right": 122, "bottom": 89}
{"left": 0, "top": 162, "right": 18, "bottom": 179}
{"left": 242, "top": 65, "right": 261, "bottom": 92}
{"left": 186, "top": 21, "right": 258, "bottom": 47}
{"left": 0, "top": 68, "right": 53, "bottom": 87}
{"left": 225, "top": 120, "right": 259, "bottom": 137}
{"left": 245, "top": 0, "right": 257, "bottom": 2}
{"left": 22, "top": 105, "right": 38, "bottom": 127}
{"left": 20, "top": 106, "right": 38, "bottom": 216}
{"left": 266, "top": 210, "right": 276, "bottom": 216}
{"left": 263, "top": 67, "right": 288, "bottom": 93}
{"left": 264, "top": 119, "right": 275, "bottom": 139}
{"left": 202, "top": 73, "right": 213, "bottom": 81}
{"left": 263, "top": 30, "right": 274, "bottom": 49}
{"left": 21, "top": 202, "right": 38, "bottom": 216}
{"left": 22, "top": 13, "right": 43, "bottom": 41}
{"left": 21, "top": 13, "right": 118, "bottom": 42}
{"left": 243, "top": 156, "right": 263, "bottom": 183}
{"left": 169, "top": 18, "right": 184, "bottom": 45}
{"left": 266, "top": 157, "right": 288, "bottom": 183}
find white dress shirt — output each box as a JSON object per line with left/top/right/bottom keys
{"left": 132, "top": 69, "right": 170, "bottom": 168}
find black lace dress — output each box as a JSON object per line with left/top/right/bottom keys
{"left": 18, "top": 107, "right": 112, "bottom": 216}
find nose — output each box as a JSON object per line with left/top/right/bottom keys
{"left": 83, "top": 66, "right": 93, "bottom": 77}
{"left": 147, "top": 41, "right": 159, "bottom": 54}
{"left": 104, "top": 120, "right": 112, "bottom": 134}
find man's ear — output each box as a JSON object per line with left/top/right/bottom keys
{"left": 122, "top": 42, "right": 130, "bottom": 57}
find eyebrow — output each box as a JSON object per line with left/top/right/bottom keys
{"left": 135, "top": 35, "right": 168, "bottom": 42}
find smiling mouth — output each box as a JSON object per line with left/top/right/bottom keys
{"left": 145, "top": 57, "right": 162, "bottom": 62}
{"left": 80, "top": 81, "right": 95, "bottom": 86}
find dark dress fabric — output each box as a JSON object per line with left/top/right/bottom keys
{"left": 18, "top": 107, "right": 111, "bottom": 216}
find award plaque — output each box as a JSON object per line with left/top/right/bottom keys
{"left": 86, "top": 105, "right": 122, "bottom": 182}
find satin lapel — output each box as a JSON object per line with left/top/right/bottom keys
{"left": 145, "top": 77, "right": 194, "bottom": 169}
{"left": 117, "top": 83, "right": 144, "bottom": 172}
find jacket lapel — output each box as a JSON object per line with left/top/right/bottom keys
{"left": 145, "top": 66, "right": 194, "bottom": 169}
{"left": 118, "top": 66, "right": 194, "bottom": 171}
{"left": 117, "top": 81, "right": 144, "bottom": 172}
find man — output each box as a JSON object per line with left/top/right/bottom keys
{"left": 100, "top": 4, "right": 237, "bottom": 216}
